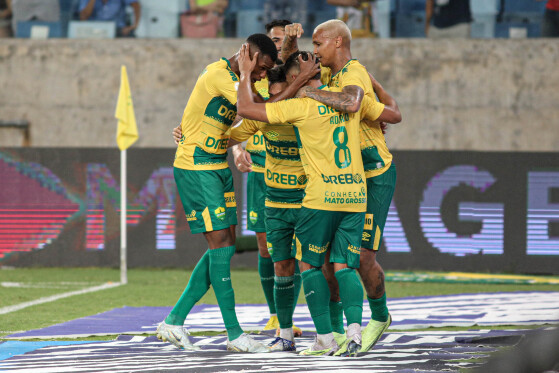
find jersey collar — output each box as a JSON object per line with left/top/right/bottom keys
{"left": 221, "top": 57, "right": 232, "bottom": 70}
{"left": 331, "top": 59, "right": 356, "bottom": 80}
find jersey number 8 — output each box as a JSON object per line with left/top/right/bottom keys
{"left": 333, "top": 126, "right": 351, "bottom": 169}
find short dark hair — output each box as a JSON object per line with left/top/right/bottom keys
{"left": 246, "top": 33, "right": 278, "bottom": 63}
{"left": 267, "top": 65, "right": 286, "bottom": 84}
{"left": 265, "top": 19, "right": 292, "bottom": 34}
{"left": 284, "top": 51, "right": 321, "bottom": 80}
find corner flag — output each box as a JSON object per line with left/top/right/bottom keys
{"left": 115, "top": 65, "right": 138, "bottom": 150}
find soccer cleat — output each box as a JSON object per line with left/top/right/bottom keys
{"left": 333, "top": 331, "right": 347, "bottom": 346}
{"left": 268, "top": 336, "right": 296, "bottom": 352}
{"left": 156, "top": 321, "right": 199, "bottom": 350}
{"left": 334, "top": 334, "right": 362, "bottom": 357}
{"left": 299, "top": 336, "right": 339, "bottom": 356}
{"left": 227, "top": 333, "right": 270, "bottom": 353}
{"left": 360, "top": 313, "right": 392, "bottom": 353}
{"left": 275, "top": 325, "right": 303, "bottom": 338}
{"left": 261, "top": 315, "right": 279, "bottom": 332}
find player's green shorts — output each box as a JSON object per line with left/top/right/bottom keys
{"left": 246, "top": 171, "right": 266, "bottom": 233}
{"left": 265, "top": 206, "right": 301, "bottom": 262}
{"left": 174, "top": 167, "right": 237, "bottom": 234}
{"left": 293, "top": 207, "right": 365, "bottom": 269}
{"left": 362, "top": 163, "right": 396, "bottom": 251}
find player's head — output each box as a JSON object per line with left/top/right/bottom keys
{"left": 284, "top": 51, "right": 321, "bottom": 85}
{"left": 246, "top": 33, "right": 278, "bottom": 82}
{"left": 312, "top": 19, "right": 351, "bottom": 68}
{"left": 267, "top": 65, "right": 287, "bottom": 95}
{"left": 265, "top": 19, "right": 292, "bottom": 52}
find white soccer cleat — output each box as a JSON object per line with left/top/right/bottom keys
{"left": 156, "top": 321, "right": 200, "bottom": 351}
{"left": 227, "top": 333, "right": 270, "bottom": 353}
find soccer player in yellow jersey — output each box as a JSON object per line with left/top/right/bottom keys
{"left": 236, "top": 47, "right": 390, "bottom": 357}
{"left": 229, "top": 66, "right": 306, "bottom": 352}
{"left": 297, "top": 19, "right": 402, "bottom": 353}
{"left": 157, "top": 34, "right": 279, "bottom": 353}
{"left": 232, "top": 20, "right": 305, "bottom": 333}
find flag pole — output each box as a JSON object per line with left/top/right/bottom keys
{"left": 120, "top": 148, "right": 127, "bottom": 284}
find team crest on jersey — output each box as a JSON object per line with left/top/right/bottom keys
{"left": 266, "top": 131, "right": 279, "bottom": 140}
{"left": 214, "top": 206, "right": 226, "bottom": 220}
{"left": 267, "top": 241, "right": 274, "bottom": 256}
{"left": 362, "top": 232, "right": 371, "bottom": 242}
{"left": 186, "top": 210, "right": 197, "bottom": 221}
{"left": 249, "top": 211, "right": 258, "bottom": 224}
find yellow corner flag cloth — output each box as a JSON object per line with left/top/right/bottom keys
{"left": 115, "top": 65, "right": 139, "bottom": 151}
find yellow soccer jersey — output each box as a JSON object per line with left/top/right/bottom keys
{"left": 329, "top": 59, "right": 393, "bottom": 178}
{"left": 265, "top": 87, "right": 385, "bottom": 212}
{"left": 245, "top": 78, "right": 269, "bottom": 173}
{"left": 174, "top": 58, "right": 239, "bottom": 170}
{"left": 231, "top": 119, "right": 306, "bottom": 208}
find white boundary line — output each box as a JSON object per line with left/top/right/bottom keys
{"left": 0, "top": 282, "right": 123, "bottom": 315}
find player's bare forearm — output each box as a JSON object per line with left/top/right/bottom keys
{"left": 299, "top": 85, "right": 364, "bottom": 113}
{"left": 281, "top": 36, "right": 299, "bottom": 64}
{"left": 236, "top": 44, "right": 269, "bottom": 123}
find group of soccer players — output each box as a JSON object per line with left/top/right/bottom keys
{"left": 158, "top": 19, "right": 402, "bottom": 357}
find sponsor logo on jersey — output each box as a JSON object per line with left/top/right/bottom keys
{"left": 309, "top": 242, "right": 330, "bottom": 254}
{"left": 249, "top": 211, "right": 258, "bottom": 224}
{"left": 186, "top": 210, "right": 197, "bottom": 221}
{"left": 362, "top": 232, "right": 371, "bottom": 241}
{"left": 265, "top": 143, "right": 298, "bottom": 157}
{"left": 266, "top": 169, "right": 305, "bottom": 186}
{"left": 321, "top": 173, "right": 365, "bottom": 185}
{"left": 222, "top": 277, "right": 231, "bottom": 281}
{"left": 317, "top": 105, "right": 339, "bottom": 116}
{"left": 204, "top": 135, "right": 229, "bottom": 151}
{"left": 297, "top": 175, "right": 308, "bottom": 186}
{"left": 214, "top": 206, "right": 226, "bottom": 220}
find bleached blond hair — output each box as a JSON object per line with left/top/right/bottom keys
{"left": 314, "top": 19, "right": 352, "bottom": 45}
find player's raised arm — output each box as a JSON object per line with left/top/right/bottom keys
{"left": 237, "top": 44, "right": 270, "bottom": 123}
{"left": 280, "top": 23, "right": 303, "bottom": 64}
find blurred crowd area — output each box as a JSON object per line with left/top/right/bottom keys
{"left": 0, "top": 0, "right": 557, "bottom": 39}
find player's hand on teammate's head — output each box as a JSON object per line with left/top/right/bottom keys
{"left": 298, "top": 52, "right": 321, "bottom": 81}
{"left": 172, "top": 125, "right": 182, "bottom": 145}
{"left": 285, "top": 23, "right": 304, "bottom": 39}
{"left": 239, "top": 43, "right": 259, "bottom": 77}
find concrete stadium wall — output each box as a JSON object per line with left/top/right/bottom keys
{"left": 0, "top": 38, "right": 558, "bottom": 151}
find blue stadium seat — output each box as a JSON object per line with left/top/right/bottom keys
{"left": 237, "top": 9, "right": 265, "bottom": 38}
{"left": 16, "top": 21, "right": 63, "bottom": 38}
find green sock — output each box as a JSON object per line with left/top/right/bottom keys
{"left": 335, "top": 268, "right": 364, "bottom": 326}
{"left": 292, "top": 263, "right": 302, "bottom": 314}
{"left": 274, "top": 275, "right": 294, "bottom": 329}
{"left": 329, "top": 300, "right": 345, "bottom": 334}
{"left": 209, "top": 246, "right": 243, "bottom": 340}
{"left": 165, "top": 250, "right": 211, "bottom": 325}
{"left": 258, "top": 255, "right": 276, "bottom": 315}
{"left": 368, "top": 292, "right": 389, "bottom": 322}
{"left": 301, "top": 268, "right": 332, "bottom": 335}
